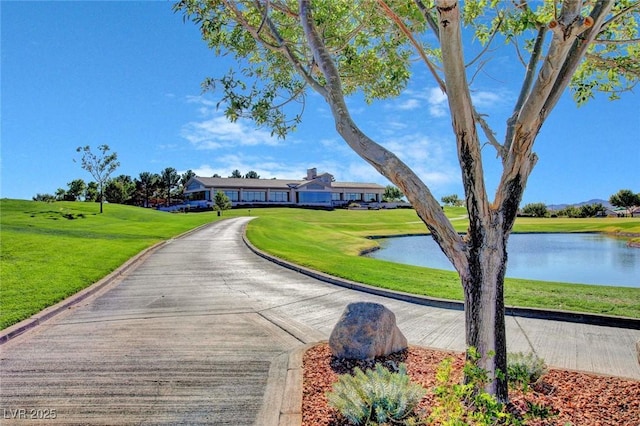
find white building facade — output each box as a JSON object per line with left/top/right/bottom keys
{"left": 183, "top": 168, "right": 385, "bottom": 208}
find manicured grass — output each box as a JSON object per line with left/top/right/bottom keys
{"left": 2, "top": 200, "right": 639, "bottom": 330}
{"left": 0, "top": 199, "right": 242, "bottom": 329}
{"left": 245, "top": 208, "right": 640, "bottom": 318}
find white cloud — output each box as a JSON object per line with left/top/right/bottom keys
{"left": 426, "top": 87, "right": 448, "bottom": 118}
{"left": 185, "top": 95, "right": 216, "bottom": 108}
{"left": 180, "top": 114, "right": 282, "bottom": 150}
{"left": 397, "top": 98, "right": 421, "bottom": 111}
{"left": 190, "top": 165, "right": 218, "bottom": 177}
{"left": 471, "top": 90, "right": 505, "bottom": 108}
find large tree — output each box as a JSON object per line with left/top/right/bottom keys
{"left": 75, "top": 145, "right": 120, "bottom": 213}
{"left": 609, "top": 188, "right": 640, "bottom": 214}
{"left": 66, "top": 178, "right": 87, "bottom": 201}
{"left": 160, "top": 167, "right": 181, "bottom": 206}
{"left": 136, "top": 172, "right": 160, "bottom": 208}
{"left": 175, "top": 0, "right": 639, "bottom": 400}
{"left": 104, "top": 175, "right": 136, "bottom": 204}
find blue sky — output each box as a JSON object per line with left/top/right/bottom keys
{"left": 2, "top": 1, "right": 638, "bottom": 205}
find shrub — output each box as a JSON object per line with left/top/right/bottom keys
{"left": 430, "top": 351, "right": 517, "bottom": 426}
{"left": 327, "top": 362, "right": 426, "bottom": 425}
{"left": 507, "top": 352, "right": 547, "bottom": 392}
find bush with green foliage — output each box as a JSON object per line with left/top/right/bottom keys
{"left": 430, "top": 348, "right": 517, "bottom": 425}
{"left": 507, "top": 352, "right": 547, "bottom": 392}
{"left": 327, "top": 363, "right": 426, "bottom": 425}
{"left": 429, "top": 348, "right": 553, "bottom": 425}
{"left": 521, "top": 202, "right": 548, "bottom": 218}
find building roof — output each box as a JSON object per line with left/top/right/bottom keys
{"left": 189, "top": 176, "right": 385, "bottom": 190}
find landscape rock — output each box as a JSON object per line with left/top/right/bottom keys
{"left": 637, "top": 340, "right": 640, "bottom": 365}
{"left": 329, "top": 302, "right": 408, "bottom": 360}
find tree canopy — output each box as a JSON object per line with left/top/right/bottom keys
{"left": 610, "top": 188, "right": 640, "bottom": 211}
{"left": 383, "top": 185, "right": 405, "bottom": 202}
{"left": 174, "top": 0, "right": 639, "bottom": 400}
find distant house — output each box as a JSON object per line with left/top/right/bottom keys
{"left": 182, "top": 168, "right": 386, "bottom": 208}
{"left": 606, "top": 206, "right": 640, "bottom": 217}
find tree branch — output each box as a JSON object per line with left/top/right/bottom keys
{"left": 495, "top": 1, "right": 612, "bottom": 225}
{"left": 376, "top": 0, "right": 445, "bottom": 92}
{"left": 225, "top": 0, "right": 327, "bottom": 96}
{"left": 299, "top": 0, "right": 467, "bottom": 271}
{"left": 435, "top": 0, "right": 490, "bottom": 227}
{"left": 543, "top": 0, "right": 614, "bottom": 115}
{"left": 504, "top": 25, "right": 547, "bottom": 157}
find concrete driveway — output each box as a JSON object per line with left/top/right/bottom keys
{"left": 1, "top": 216, "right": 639, "bottom": 425}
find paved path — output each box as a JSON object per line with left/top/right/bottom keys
{"left": 1, "top": 217, "right": 639, "bottom": 425}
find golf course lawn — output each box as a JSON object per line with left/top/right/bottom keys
{"left": 1, "top": 199, "right": 639, "bottom": 330}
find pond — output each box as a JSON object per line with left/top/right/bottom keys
{"left": 365, "top": 233, "right": 640, "bottom": 287}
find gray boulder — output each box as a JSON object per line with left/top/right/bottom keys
{"left": 637, "top": 340, "right": 640, "bottom": 365}
{"left": 329, "top": 302, "right": 408, "bottom": 360}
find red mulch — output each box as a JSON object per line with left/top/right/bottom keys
{"left": 303, "top": 342, "right": 640, "bottom": 425}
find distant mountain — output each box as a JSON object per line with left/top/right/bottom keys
{"left": 547, "top": 199, "right": 612, "bottom": 211}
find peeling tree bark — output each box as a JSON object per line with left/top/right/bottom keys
{"left": 435, "top": 0, "right": 509, "bottom": 400}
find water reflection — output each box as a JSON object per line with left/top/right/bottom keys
{"left": 365, "top": 233, "right": 640, "bottom": 287}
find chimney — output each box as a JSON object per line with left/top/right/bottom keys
{"left": 306, "top": 168, "right": 317, "bottom": 180}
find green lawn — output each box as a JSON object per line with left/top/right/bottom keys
{"left": 244, "top": 208, "right": 640, "bottom": 318}
{"left": 1, "top": 200, "right": 639, "bottom": 330}
{"left": 0, "top": 199, "right": 242, "bottom": 329}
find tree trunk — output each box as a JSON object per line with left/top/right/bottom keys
{"left": 461, "top": 222, "right": 508, "bottom": 401}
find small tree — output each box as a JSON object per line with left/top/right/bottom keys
{"left": 610, "top": 189, "right": 640, "bottom": 215}
{"left": 229, "top": 169, "right": 242, "bottom": 178}
{"left": 521, "top": 203, "right": 548, "bottom": 218}
{"left": 383, "top": 185, "right": 404, "bottom": 202}
{"left": 441, "top": 194, "right": 463, "bottom": 207}
{"left": 75, "top": 145, "right": 119, "bottom": 213}
{"left": 213, "top": 191, "right": 232, "bottom": 215}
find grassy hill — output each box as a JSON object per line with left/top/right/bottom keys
{"left": 0, "top": 199, "right": 235, "bottom": 329}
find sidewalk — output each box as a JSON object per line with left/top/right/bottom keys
{"left": 1, "top": 217, "right": 638, "bottom": 425}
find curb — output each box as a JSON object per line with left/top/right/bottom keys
{"left": 277, "top": 344, "right": 315, "bottom": 426}
{"left": 242, "top": 233, "right": 640, "bottom": 330}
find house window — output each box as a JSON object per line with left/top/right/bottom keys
{"left": 223, "top": 190, "right": 239, "bottom": 201}
{"left": 298, "top": 192, "right": 332, "bottom": 203}
{"left": 186, "top": 191, "right": 208, "bottom": 201}
{"left": 243, "top": 191, "right": 266, "bottom": 202}
{"left": 331, "top": 192, "right": 342, "bottom": 201}
{"left": 364, "top": 193, "right": 378, "bottom": 202}
{"left": 345, "top": 193, "right": 362, "bottom": 201}
{"left": 269, "top": 191, "right": 289, "bottom": 202}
